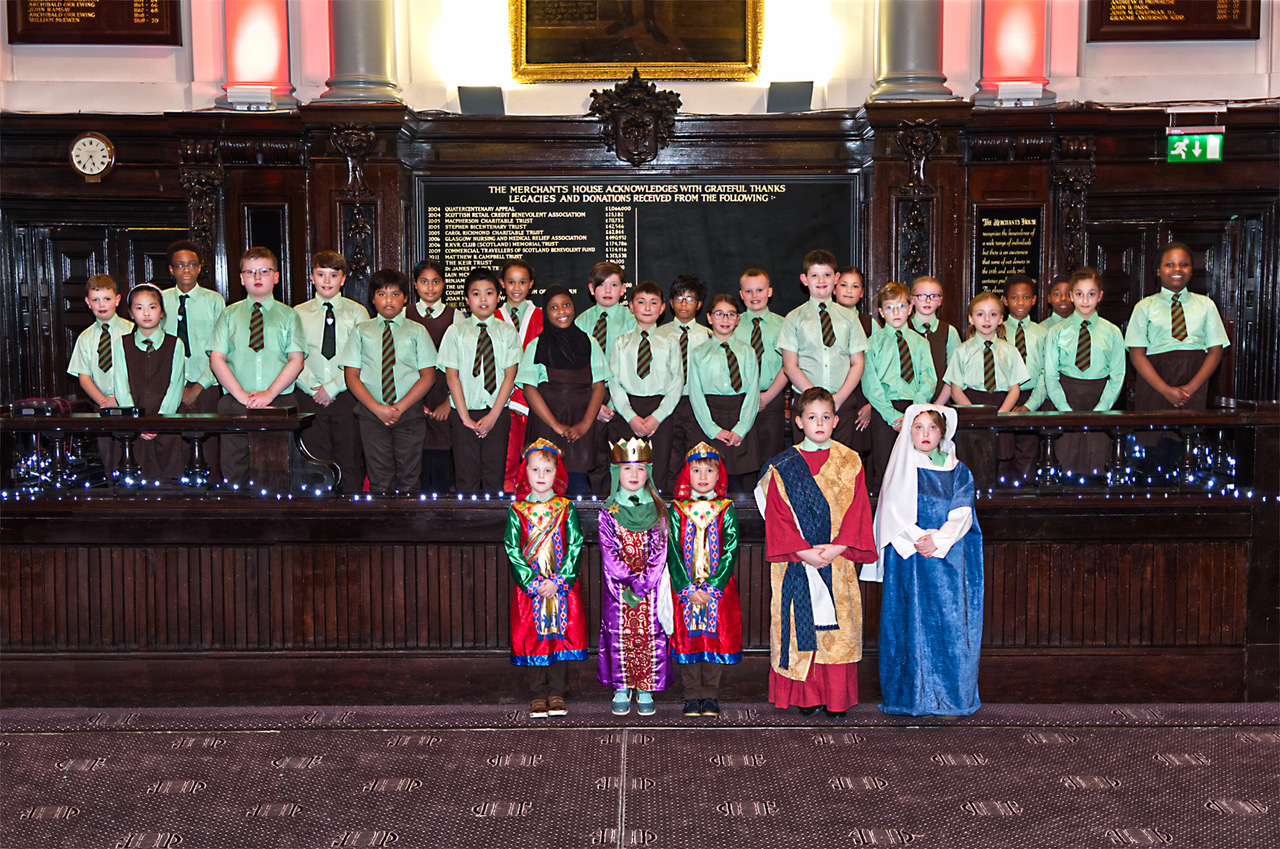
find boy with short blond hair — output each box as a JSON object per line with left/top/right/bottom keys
{"left": 293, "top": 250, "right": 370, "bottom": 492}
{"left": 68, "top": 274, "right": 133, "bottom": 408}
{"left": 777, "top": 249, "right": 869, "bottom": 448}
{"left": 733, "top": 268, "right": 788, "bottom": 470}
{"left": 207, "top": 247, "right": 307, "bottom": 488}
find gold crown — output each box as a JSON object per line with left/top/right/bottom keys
{"left": 609, "top": 438, "right": 652, "bottom": 464}
{"left": 685, "top": 442, "right": 720, "bottom": 463}
{"left": 523, "top": 438, "right": 561, "bottom": 459}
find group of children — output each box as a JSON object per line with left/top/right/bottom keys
{"left": 67, "top": 240, "right": 1227, "bottom": 719}
{"left": 506, "top": 386, "right": 986, "bottom": 720}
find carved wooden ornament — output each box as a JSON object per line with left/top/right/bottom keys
{"left": 588, "top": 69, "right": 681, "bottom": 166}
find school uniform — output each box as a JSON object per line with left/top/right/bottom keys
{"left": 1001, "top": 316, "right": 1050, "bottom": 479}
{"left": 606, "top": 325, "right": 683, "bottom": 488}
{"left": 437, "top": 315, "right": 521, "bottom": 493}
{"left": 1044, "top": 312, "right": 1127, "bottom": 474}
{"left": 576, "top": 302, "right": 637, "bottom": 490}
{"left": 516, "top": 333, "right": 610, "bottom": 475}
{"left": 733, "top": 308, "right": 786, "bottom": 466}
{"left": 162, "top": 284, "right": 226, "bottom": 477}
{"left": 294, "top": 295, "right": 370, "bottom": 492}
{"left": 655, "top": 318, "right": 713, "bottom": 490}
{"left": 206, "top": 296, "right": 307, "bottom": 487}
{"left": 405, "top": 299, "right": 462, "bottom": 492}
{"left": 1125, "top": 287, "right": 1230, "bottom": 463}
{"left": 496, "top": 301, "right": 545, "bottom": 491}
{"left": 944, "top": 335, "right": 1029, "bottom": 487}
{"left": 777, "top": 298, "right": 870, "bottom": 448}
{"left": 689, "top": 335, "right": 760, "bottom": 476}
{"left": 339, "top": 312, "right": 437, "bottom": 494}
{"left": 907, "top": 315, "right": 961, "bottom": 401}
{"left": 1040, "top": 312, "right": 1067, "bottom": 332}
{"left": 861, "top": 326, "right": 937, "bottom": 488}
{"left": 110, "top": 330, "right": 187, "bottom": 481}
{"left": 67, "top": 313, "right": 134, "bottom": 472}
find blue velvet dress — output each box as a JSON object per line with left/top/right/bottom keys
{"left": 878, "top": 463, "right": 984, "bottom": 716}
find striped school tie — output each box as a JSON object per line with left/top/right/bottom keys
{"left": 819, "top": 302, "right": 835, "bottom": 347}
{"left": 177, "top": 294, "right": 190, "bottom": 358}
{"left": 1015, "top": 321, "right": 1027, "bottom": 360}
{"left": 509, "top": 305, "right": 519, "bottom": 329}
{"left": 750, "top": 317, "right": 764, "bottom": 364}
{"left": 679, "top": 325, "right": 689, "bottom": 384}
{"left": 142, "top": 337, "right": 154, "bottom": 353}
{"left": 637, "top": 330, "right": 651, "bottom": 379}
{"left": 593, "top": 312, "right": 607, "bottom": 351}
{"left": 97, "top": 323, "right": 112, "bottom": 372}
{"left": 919, "top": 321, "right": 932, "bottom": 338}
{"left": 381, "top": 320, "right": 396, "bottom": 404}
{"left": 896, "top": 331, "right": 915, "bottom": 383}
{"left": 1075, "top": 320, "right": 1091, "bottom": 372}
{"left": 249, "top": 303, "right": 264, "bottom": 352}
{"left": 983, "top": 340, "right": 997, "bottom": 392}
{"left": 322, "top": 303, "right": 337, "bottom": 359}
{"left": 1170, "top": 292, "right": 1187, "bottom": 341}
{"left": 723, "top": 342, "right": 742, "bottom": 393}
{"left": 473, "top": 322, "right": 497, "bottom": 394}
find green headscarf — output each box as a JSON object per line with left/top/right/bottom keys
{"left": 604, "top": 462, "right": 660, "bottom": 532}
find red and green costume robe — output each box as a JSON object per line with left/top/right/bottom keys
{"left": 503, "top": 494, "right": 588, "bottom": 666}
{"left": 667, "top": 495, "right": 743, "bottom": 665}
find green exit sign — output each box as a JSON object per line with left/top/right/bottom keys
{"left": 1167, "top": 134, "right": 1223, "bottom": 163}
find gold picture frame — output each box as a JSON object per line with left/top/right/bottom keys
{"left": 511, "top": 0, "right": 762, "bottom": 83}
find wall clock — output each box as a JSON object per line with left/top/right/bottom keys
{"left": 69, "top": 132, "right": 116, "bottom": 182}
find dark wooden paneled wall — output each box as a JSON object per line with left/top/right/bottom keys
{"left": 3, "top": 497, "right": 1273, "bottom": 706}
{"left": 2, "top": 105, "right": 1277, "bottom": 402}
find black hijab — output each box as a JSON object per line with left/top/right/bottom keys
{"left": 534, "top": 285, "right": 592, "bottom": 371}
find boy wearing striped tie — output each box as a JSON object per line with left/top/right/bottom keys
{"left": 207, "top": 247, "right": 306, "bottom": 488}
{"left": 778, "top": 249, "right": 869, "bottom": 448}
{"left": 67, "top": 273, "right": 134, "bottom": 473}
{"left": 576, "top": 261, "right": 637, "bottom": 491}
{"left": 340, "top": 269, "right": 436, "bottom": 495}
{"left": 438, "top": 268, "right": 521, "bottom": 493}
{"left": 607, "top": 280, "right": 683, "bottom": 490}
{"left": 1001, "top": 274, "right": 1049, "bottom": 480}
{"left": 734, "top": 268, "right": 788, "bottom": 473}
{"left": 654, "top": 275, "right": 712, "bottom": 491}
{"left": 294, "top": 251, "right": 370, "bottom": 493}
{"left": 861, "top": 282, "right": 936, "bottom": 490}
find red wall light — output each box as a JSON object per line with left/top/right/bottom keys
{"left": 223, "top": 0, "right": 293, "bottom": 98}
{"left": 976, "top": 0, "right": 1051, "bottom": 105}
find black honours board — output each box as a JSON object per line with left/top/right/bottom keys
{"left": 8, "top": 0, "right": 181, "bottom": 45}
{"left": 974, "top": 206, "right": 1043, "bottom": 298}
{"left": 414, "top": 177, "right": 857, "bottom": 316}
{"left": 1087, "top": 0, "right": 1261, "bottom": 41}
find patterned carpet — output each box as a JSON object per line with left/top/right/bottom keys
{"left": 3, "top": 703, "right": 1277, "bottom": 849}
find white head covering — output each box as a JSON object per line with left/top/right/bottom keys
{"left": 865, "top": 403, "right": 959, "bottom": 582}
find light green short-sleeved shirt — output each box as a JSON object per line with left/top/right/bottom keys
{"left": 574, "top": 303, "right": 637, "bottom": 359}
{"left": 861, "top": 327, "right": 937, "bottom": 426}
{"left": 436, "top": 315, "right": 522, "bottom": 410}
{"left": 1124, "top": 288, "right": 1230, "bottom": 355}
{"left": 944, "top": 335, "right": 1030, "bottom": 393}
{"left": 732, "top": 309, "right": 785, "bottom": 392}
{"left": 206, "top": 297, "right": 307, "bottom": 394}
{"left": 67, "top": 314, "right": 135, "bottom": 395}
{"left": 777, "top": 298, "right": 869, "bottom": 393}
{"left": 1002, "top": 317, "right": 1049, "bottom": 410}
{"left": 607, "top": 326, "right": 683, "bottom": 423}
{"left": 110, "top": 330, "right": 186, "bottom": 414}
{"left": 338, "top": 312, "right": 438, "bottom": 405}
{"left": 517, "top": 334, "right": 611, "bottom": 386}
{"left": 654, "top": 318, "right": 712, "bottom": 395}
{"left": 294, "top": 295, "right": 370, "bottom": 398}
{"left": 689, "top": 335, "right": 760, "bottom": 439}
{"left": 1045, "top": 313, "right": 1127, "bottom": 411}
{"left": 162, "top": 285, "right": 225, "bottom": 389}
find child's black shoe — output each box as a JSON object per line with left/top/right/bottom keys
{"left": 701, "top": 699, "right": 720, "bottom": 716}
{"left": 683, "top": 699, "right": 703, "bottom": 717}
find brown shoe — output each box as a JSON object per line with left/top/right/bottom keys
{"left": 529, "top": 699, "right": 549, "bottom": 718}
{"left": 547, "top": 696, "right": 567, "bottom": 716}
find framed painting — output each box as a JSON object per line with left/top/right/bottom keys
{"left": 512, "top": 0, "right": 762, "bottom": 82}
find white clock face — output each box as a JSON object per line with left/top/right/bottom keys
{"left": 71, "top": 137, "right": 111, "bottom": 175}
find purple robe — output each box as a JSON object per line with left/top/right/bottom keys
{"left": 596, "top": 509, "right": 672, "bottom": 691}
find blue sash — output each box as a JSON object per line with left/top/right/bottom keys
{"left": 760, "top": 448, "right": 839, "bottom": 668}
